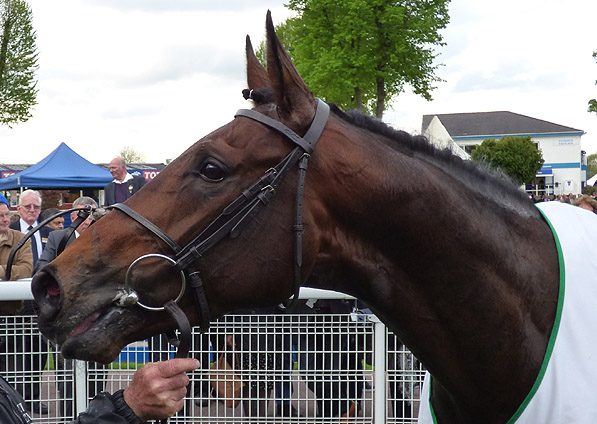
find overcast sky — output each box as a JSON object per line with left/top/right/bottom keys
{"left": 1, "top": 0, "right": 596, "bottom": 164}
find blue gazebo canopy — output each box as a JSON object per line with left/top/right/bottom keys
{"left": 0, "top": 142, "right": 112, "bottom": 189}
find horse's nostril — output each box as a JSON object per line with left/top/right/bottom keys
{"left": 46, "top": 277, "right": 61, "bottom": 297}
{"left": 31, "top": 270, "right": 62, "bottom": 317}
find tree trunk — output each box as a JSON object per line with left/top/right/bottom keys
{"left": 376, "top": 76, "right": 385, "bottom": 119}
{"left": 354, "top": 86, "right": 362, "bottom": 111}
{"left": 0, "top": 12, "right": 12, "bottom": 82}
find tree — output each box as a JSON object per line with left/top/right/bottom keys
{"left": 118, "top": 146, "right": 145, "bottom": 163}
{"left": 256, "top": 18, "right": 298, "bottom": 65}
{"left": 0, "top": 0, "right": 38, "bottom": 127}
{"left": 589, "top": 50, "right": 597, "bottom": 114}
{"left": 278, "top": 0, "right": 449, "bottom": 118}
{"left": 587, "top": 153, "right": 597, "bottom": 180}
{"left": 471, "top": 136, "right": 544, "bottom": 185}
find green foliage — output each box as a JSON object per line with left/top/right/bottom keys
{"left": 471, "top": 136, "right": 545, "bottom": 185}
{"left": 590, "top": 50, "right": 597, "bottom": 114}
{"left": 270, "top": 0, "right": 450, "bottom": 118}
{"left": 587, "top": 153, "right": 597, "bottom": 180}
{"left": 583, "top": 185, "right": 596, "bottom": 195}
{"left": 0, "top": 0, "right": 38, "bottom": 127}
{"left": 256, "top": 18, "right": 299, "bottom": 65}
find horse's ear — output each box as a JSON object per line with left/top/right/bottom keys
{"left": 246, "top": 35, "right": 270, "bottom": 90}
{"left": 264, "top": 10, "right": 316, "bottom": 124}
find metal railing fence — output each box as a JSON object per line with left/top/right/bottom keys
{"left": 1, "top": 280, "right": 425, "bottom": 423}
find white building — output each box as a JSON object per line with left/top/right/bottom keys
{"left": 422, "top": 111, "right": 587, "bottom": 195}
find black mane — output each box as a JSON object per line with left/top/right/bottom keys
{"left": 328, "top": 104, "right": 536, "bottom": 213}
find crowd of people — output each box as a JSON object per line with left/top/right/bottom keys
{"left": 531, "top": 191, "right": 597, "bottom": 213}
{"left": 0, "top": 159, "right": 192, "bottom": 423}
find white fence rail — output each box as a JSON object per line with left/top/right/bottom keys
{"left": 1, "top": 280, "right": 425, "bottom": 423}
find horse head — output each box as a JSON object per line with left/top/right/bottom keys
{"left": 31, "top": 12, "right": 329, "bottom": 363}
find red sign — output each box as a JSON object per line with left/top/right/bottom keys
{"left": 143, "top": 170, "right": 161, "bottom": 181}
{"left": 1, "top": 171, "right": 16, "bottom": 178}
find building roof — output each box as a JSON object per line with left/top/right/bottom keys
{"left": 0, "top": 164, "right": 29, "bottom": 172}
{"left": 421, "top": 111, "right": 584, "bottom": 138}
{"left": 1, "top": 162, "right": 165, "bottom": 173}
{"left": 97, "top": 163, "right": 166, "bottom": 171}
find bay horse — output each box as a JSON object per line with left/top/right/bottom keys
{"left": 31, "top": 12, "right": 597, "bottom": 423}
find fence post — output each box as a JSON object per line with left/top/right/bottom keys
{"left": 74, "top": 359, "right": 87, "bottom": 415}
{"left": 372, "top": 317, "right": 386, "bottom": 424}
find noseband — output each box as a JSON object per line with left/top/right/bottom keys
{"left": 12, "top": 98, "right": 329, "bottom": 359}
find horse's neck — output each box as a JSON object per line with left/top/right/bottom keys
{"left": 312, "top": 128, "right": 559, "bottom": 421}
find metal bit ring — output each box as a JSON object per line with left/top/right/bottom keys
{"left": 124, "top": 253, "right": 186, "bottom": 311}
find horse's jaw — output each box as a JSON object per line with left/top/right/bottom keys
{"left": 31, "top": 268, "right": 146, "bottom": 364}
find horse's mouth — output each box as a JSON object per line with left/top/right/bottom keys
{"left": 32, "top": 269, "right": 140, "bottom": 363}
{"left": 69, "top": 310, "right": 103, "bottom": 338}
{"left": 59, "top": 307, "right": 132, "bottom": 362}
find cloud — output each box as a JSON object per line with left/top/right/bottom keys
{"left": 114, "top": 44, "right": 246, "bottom": 87}
{"left": 451, "top": 64, "right": 574, "bottom": 94}
{"left": 100, "top": 105, "right": 160, "bottom": 120}
{"left": 83, "top": 0, "right": 286, "bottom": 12}
{"left": 3, "top": 0, "right": 596, "bottom": 166}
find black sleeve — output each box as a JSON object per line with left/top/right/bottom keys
{"left": 68, "top": 390, "right": 144, "bottom": 424}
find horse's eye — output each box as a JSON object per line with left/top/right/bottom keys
{"left": 199, "top": 162, "right": 227, "bottom": 182}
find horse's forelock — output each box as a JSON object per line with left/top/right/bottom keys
{"left": 242, "top": 88, "right": 275, "bottom": 106}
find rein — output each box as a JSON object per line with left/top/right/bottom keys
{"left": 5, "top": 206, "right": 98, "bottom": 280}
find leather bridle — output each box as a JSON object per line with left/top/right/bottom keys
{"left": 111, "top": 98, "right": 329, "bottom": 337}
{"left": 12, "top": 98, "right": 330, "bottom": 360}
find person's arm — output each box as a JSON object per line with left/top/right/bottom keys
{"left": 0, "top": 233, "right": 33, "bottom": 280}
{"left": 123, "top": 358, "right": 198, "bottom": 421}
{"left": 69, "top": 358, "right": 199, "bottom": 424}
{"left": 66, "top": 391, "right": 142, "bottom": 424}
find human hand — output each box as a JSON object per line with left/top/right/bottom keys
{"left": 123, "top": 358, "right": 200, "bottom": 421}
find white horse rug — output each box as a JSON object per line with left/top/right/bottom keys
{"left": 418, "top": 201, "right": 597, "bottom": 423}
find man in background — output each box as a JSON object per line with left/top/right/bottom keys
{"left": 40, "top": 208, "right": 64, "bottom": 230}
{"left": 10, "top": 190, "right": 53, "bottom": 268}
{"left": 0, "top": 193, "right": 33, "bottom": 282}
{"left": 104, "top": 157, "right": 146, "bottom": 206}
